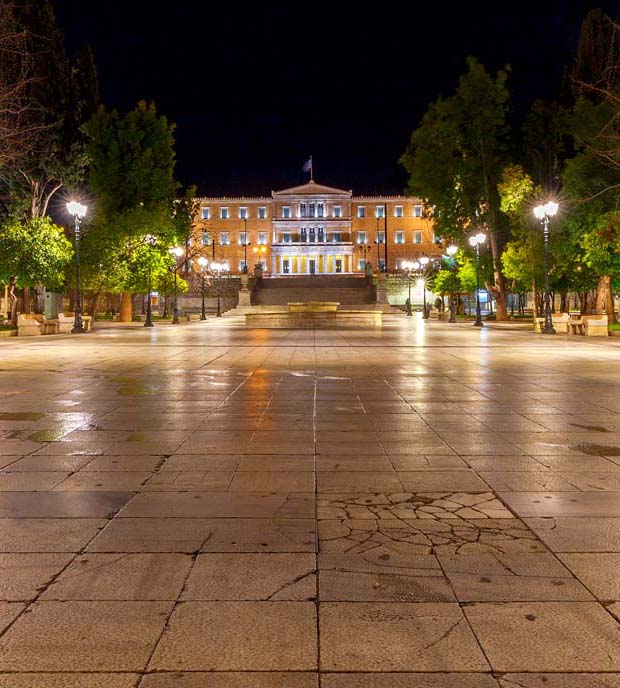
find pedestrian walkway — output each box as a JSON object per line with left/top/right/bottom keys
{"left": 0, "top": 316, "right": 619, "bottom": 686}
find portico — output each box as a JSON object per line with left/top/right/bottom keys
{"left": 270, "top": 244, "right": 354, "bottom": 275}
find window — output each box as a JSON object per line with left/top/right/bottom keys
{"left": 239, "top": 207, "right": 248, "bottom": 219}
{"left": 201, "top": 207, "right": 210, "bottom": 220}
{"left": 220, "top": 207, "right": 229, "bottom": 220}
{"left": 219, "top": 232, "right": 230, "bottom": 245}
{"left": 376, "top": 231, "right": 385, "bottom": 244}
{"left": 299, "top": 202, "right": 307, "bottom": 218}
{"left": 357, "top": 206, "right": 366, "bottom": 218}
{"left": 300, "top": 228, "right": 307, "bottom": 242}
{"left": 332, "top": 232, "right": 342, "bottom": 242}
{"left": 394, "top": 205, "right": 403, "bottom": 218}
{"left": 239, "top": 259, "right": 247, "bottom": 272}
{"left": 376, "top": 206, "right": 385, "bottom": 218}
{"left": 258, "top": 232, "right": 267, "bottom": 245}
{"left": 317, "top": 227, "right": 325, "bottom": 242}
{"left": 379, "top": 258, "right": 386, "bottom": 271}
{"left": 258, "top": 206, "right": 267, "bottom": 219}
{"left": 282, "top": 233, "right": 292, "bottom": 244}
{"left": 308, "top": 202, "right": 315, "bottom": 218}
{"left": 282, "top": 206, "right": 291, "bottom": 219}
{"left": 333, "top": 206, "right": 342, "bottom": 218}
{"left": 201, "top": 231, "right": 210, "bottom": 246}
{"left": 257, "top": 259, "right": 267, "bottom": 270}
{"left": 414, "top": 204, "right": 423, "bottom": 218}
{"left": 357, "top": 231, "right": 367, "bottom": 244}
{"left": 414, "top": 231, "right": 422, "bottom": 244}
{"left": 238, "top": 232, "right": 249, "bottom": 245}
{"left": 358, "top": 259, "right": 366, "bottom": 270}
{"left": 395, "top": 231, "right": 405, "bottom": 244}
{"left": 317, "top": 202, "right": 324, "bottom": 218}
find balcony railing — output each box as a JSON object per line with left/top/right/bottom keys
{"left": 276, "top": 233, "right": 352, "bottom": 244}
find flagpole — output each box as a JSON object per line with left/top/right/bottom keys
{"left": 310, "top": 155, "right": 313, "bottom": 182}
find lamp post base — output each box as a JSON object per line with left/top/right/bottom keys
{"left": 71, "top": 326, "right": 85, "bottom": 334}
{"left": 542, "top": 325, "right": 556, "bottom": 335}
{"left": 473, "top": 320, "right": 484, "bottom": 327}
{"left": 172, "top": 308, "right": 180, "bottom": 325}
{"left": 144, "top": 319, "right": 154, "bottom": 328}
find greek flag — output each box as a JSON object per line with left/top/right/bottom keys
{"left": 302, "top": 156, "right": 313, "bottom": 174}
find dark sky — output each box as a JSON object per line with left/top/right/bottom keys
{"left": 54, "top": 0, "right": 620, "bottom": 196}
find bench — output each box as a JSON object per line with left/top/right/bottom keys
{"left": 569, "top": 314, "right": 609, "bottom": 336}
{"left": 59, "top": 312, "right": 92, "bottom": 332}
{"left": 17, "top": 314, "right": 59, "bottom": 336}
{"left": 534, "top": 312, "right": 570, "bottom": 334}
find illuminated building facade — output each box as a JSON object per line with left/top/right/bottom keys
{"left": 193, "top": 179, "right": 439, "bottom": 275}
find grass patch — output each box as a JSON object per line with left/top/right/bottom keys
{"left": 609, "top": 322, "right": 620, "bottom": 332}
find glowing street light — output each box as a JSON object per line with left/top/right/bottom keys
{"left": 210, "top": 261, "right": 229, "bottom": 317}
{"left": 197, "top": 256, "right": 209, "bottom": 321}
{"left": 446, "top": 244, "right": 458, "bottom": 323}
{"left": 169, "top": 246, "right": 184, "bottom": 325}
{"left": 401, "top": 260, "right": 416, "bottom": 316}
{"left": 144, "top": 234, "right": 157, "bottom": 328}
{"left": 533, "top": 201, "right": 559, "bottom": 335}
{"left": 66, "top": 201, "right": 87, "bottom": 334}
{"left": 469, "top": 232, "right": 487, "bottom": 327}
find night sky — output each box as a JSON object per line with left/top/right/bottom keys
{"left": 54, "top": 0, "right": 620, "bottom": 196}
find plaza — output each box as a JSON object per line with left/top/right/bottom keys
{"left": 0, "top": 316, "right": 619, "bottom": 686}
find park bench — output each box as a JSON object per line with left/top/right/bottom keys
{"left": 568, "top": 314, "right": 608, "bottom": 336}
{"left": 17, "top": 314, "right": 59, "bottom": 336}
{"left": 534, "top": 312, "right": 570, "bottom": 334}
{"left": 59, "top": 312, "right": 92, "bottom": 332}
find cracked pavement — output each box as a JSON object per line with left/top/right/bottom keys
{"left": 1, "top": 316, "right": 620, "bottom": 686}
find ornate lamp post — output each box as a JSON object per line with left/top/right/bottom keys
{"left": 374, "top": 217, "right": 383, "bottom": 272}
{"left": 211, "top": 261, "right": 229, "bottom": 317}
{"left": 242, "top": 218, "right": 251, "bottom": 273}
{"left": 446, "top": 244, "right": 458, "bottom": 323}
{"left": 144, "top": 234, "right": 157, "bottom": 328}
{"left": 419, "top": 255, "right": 430, "bottom": 318}
{"left": 469, "top": 232, "right": 487, "bottom": 327}
{"left": 401, "top": 260, "right": 418, "bottom": 316}
{"left": 66, "top": 201, "right": 87, "bottom": 334}
{"left": 197, "top": 256, "right": 208, "bottom": 320}
{"left": 169, "top": 246, "right": 184, "bottom": 324}
{"left": 533, "top": 201, "right": 559, "bottom": 335}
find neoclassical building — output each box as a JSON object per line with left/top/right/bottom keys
{"left": 192, "top": 179, "right": 440, "bottom": 275}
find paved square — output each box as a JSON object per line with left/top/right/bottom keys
{"left": 2, "top": 315, "right": 620, "bottom": 684}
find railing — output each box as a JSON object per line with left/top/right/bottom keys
{"left": 275, "top": 233, "right": 352, "bottom": 244}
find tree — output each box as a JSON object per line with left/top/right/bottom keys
{"left": 83, "top": 100, "right": 179, "bottom": 320}
{"left": 0, "top": 0, "right": 98, "bottom": 219}
{"left": 0, "top": 217, "right": 73, "bottom": 322}
{"left": 401, "top": 57, "right": 511, "bottom": 319}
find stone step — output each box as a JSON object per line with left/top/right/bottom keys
{"left": 254, "top": 288, "right": 373, "bottom": 305}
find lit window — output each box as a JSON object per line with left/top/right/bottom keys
{"left": 282, "top": 233, "right": 292, "bottom": 244}
{"left": 376, "top": 231, "right": 385, "bottom": 244}
{"left": 376, "top": 206, "right": 385, "bottom": 218}
{"left": 201, "top": 231, "right": 210, "bottom": 246}
{"left": 258, "top": 232, "right": 267, "bottom": 245}
{"left": 357, "top": 259, "right": 366, "bottom": 270}
{"left": 220, "top": 232, "right": 230, "bottom": 245}
{"left": 357, "top": 206, "right": 366, "bottom": 218}
{"left": 414, "top": 231, "right": 422, "bottom": 244}
{"left": 238, "top": 232, "right": 249, "bottom": 245}
{"left": 239, "top": 207, "right": 248, "bottom": 219}
{"left": 332, "top": 232, "right": 342, "bottom": 242}
{"left": 282, "top": 206, "right": 291, "bottom": 219}
{"left": 317, "top": 202, "right": 324, "bottom": 218}
{"left": 220, "top": 207, "right": 229, "bottom": 220}
{"left": 258, "top": 206, "right": 267, "bottom": 219}
{"left": 357, "top": 231, "right": 367, "bottom": 244}
{"left": 333, "top": 206, "right": 342, "bottom": 218}
{"left": 394, "top": 205, "right": 403, "bottom": 218}
{"left": 395, "top": 231, "right": 405, "bottom": 244}
{"left": 299, "top": 203, "right": 307, "bottom": 218}
{"left": 379, "top": 258, "right": 386, "bottom": 271}
{"left": 201, "top": 207, "right": 210, "bottom": 220}
{"left": 414, "top": 205, "right": 423, "bottom": 218}
{"left": 239, "top": 259, "right": 247, "bottom": 271}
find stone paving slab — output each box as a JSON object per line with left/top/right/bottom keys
{"left": 3, "top": 318, "right": 620, "bottom": 682}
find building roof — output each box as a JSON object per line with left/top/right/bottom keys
{"left": 272, "top": 180, "right": 352, "bottom": 197}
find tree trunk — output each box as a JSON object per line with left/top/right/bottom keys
{"left": 89, "top": 287, "right": 103, "bottom": 317}
{"left": 119, "top": 292, "right": 133, "bottom": 322}
{"left": 595, "top": 275, "right": 615, "bottom": 321}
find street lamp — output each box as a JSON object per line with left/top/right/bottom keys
{"left": 241, "top": 218, "right": 251, "bottom": 273}
{"left": 533, "top": 201, "right": 559, "bottom": 335}
{"left": 374, "top": 217, "right": 383, "bottom": 272}
{"left": 197, "top": 256, "right": 208, "bottom": 320}
{"left": 144, "top": 234, "right": 157, "bottom": 328}
{"left": 419, "top": 255, "right": 430, "bottom": 318}
{"left": 169, "top": 246, "right": 184, "bottom": 324}
{"left": 211, "top": 261, "right": 229, "bottom": 317}
{"left": 446, "top": 244, "right": 458, "bottom": 323}
{"left": 469, "top": 232, "right": 487, "bottom": 327}
{"left": 401, "top": 260, "right": 419, "bottom": 316}
{"left": 66, "top": 201, "right": 87, "bottom": 334}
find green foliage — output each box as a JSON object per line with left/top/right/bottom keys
{"left": 82, "top": 101, "right": 179, "bottom": 293}
{"left": 457, "top": 256, "right": 478, "bottom": 293}
{"left": 0, "top": 217, "right": 73, "bottom": 288}
{"left": 581, "top": 212, "right": 620, "bottom": 279}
